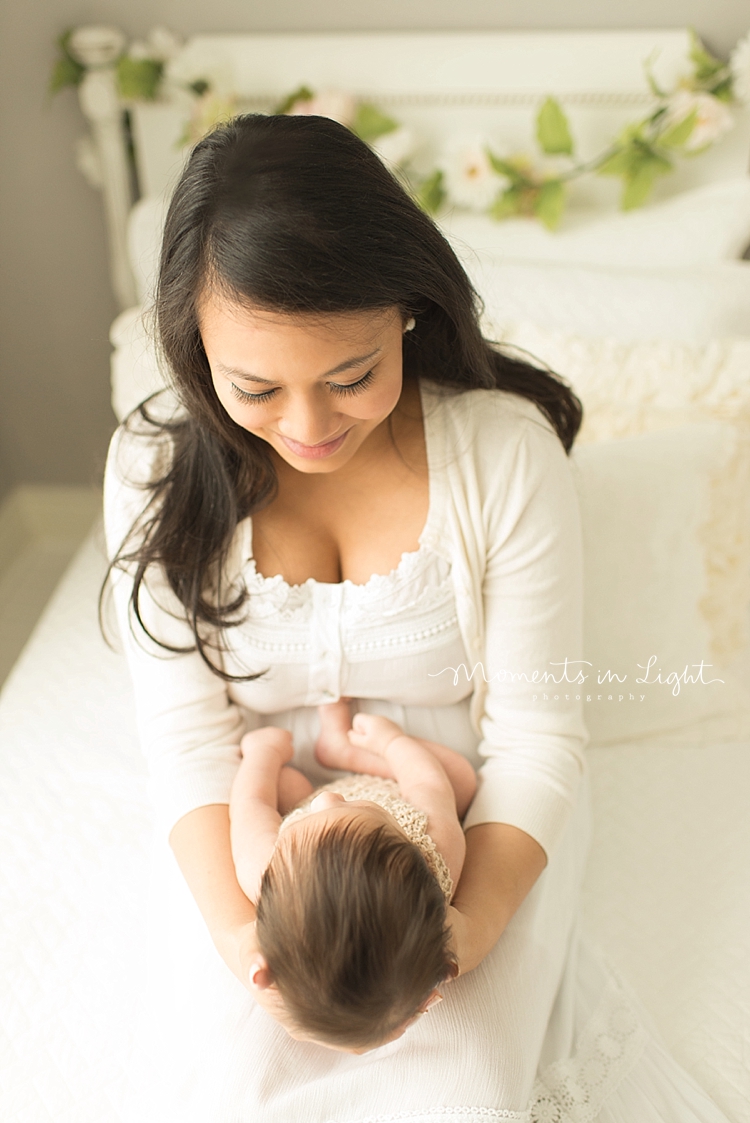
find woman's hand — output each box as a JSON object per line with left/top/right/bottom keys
{"left": 446, "top": 822, "right": 548, "bottom": 976}
{"left": 170, "top": 804, "right": 259, "bottom": 988}
{"left": 444, "top": 904, "right": 472, "bottom": 979}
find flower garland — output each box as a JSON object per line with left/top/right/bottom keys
{"left": 52, "top": 25, "right": 750, "bottom": 229}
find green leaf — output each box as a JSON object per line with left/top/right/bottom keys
{"left": 643, "top": 52, "right": 667, "bottom": 99}
{"left": 621, "top": 164, "right": 659, "bottom": 210}
{"left": 351, "top": 102, "right": 398, "bottom": 143}
{"left": 596, "top": 147, "right": 635, "bottom": 177}
{"left": 57, "top": 29, "right": 79, "bottom": 62}
{"left": 688, "top": 27, "right": 726, "bottom": 83}
{"left": 189, "top": 79, "right": 210, "bottom": 97}
{"left": 414, "top": 170, "right": 445, "bottom": 215}
{"left": 536, "top": 97, "right": 574, "bottom": 156}
{"left": 116, "top": 57, "right": 164, "bottom": 101}
{"left": 620, "top": 154, "right": 672, "bottom": 210}
{"left": 49, "top": 29, "right": 85, "bottom": 93}
{"left": 274, "top": 86, "right": 314, "bottom": 115}
{"left": 534, "top": 180, "right": 566, "bottom": 230}
{"left": 710, "top": 77, "right": 734, "bottom": 102}
{"left": 658, "top": 108, "right": 697, "bottom": 149}
{"left": 50, "top": 54, "right": 85, "bottom": 93}
{"left": 490, "top": 185, "right": 525, "bottom": 221}
{"left": 485, "top": 150, "right": 527, "bottom": 185}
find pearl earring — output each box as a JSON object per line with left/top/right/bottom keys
{"left": 404, "top": 317, "right": 416, "bottom": 332}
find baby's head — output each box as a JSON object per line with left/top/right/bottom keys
{"left": 254, "top": 795, "right": 456, "bottom": 1052}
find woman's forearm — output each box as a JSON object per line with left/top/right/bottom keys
{"left": 169, "top": 803, "right": 257, "bottom": 985}
{"left": 449, "top": 822, "right": 548, "bottom": 975}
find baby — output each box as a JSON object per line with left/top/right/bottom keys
{"left": 229, "top": 699, "right": 477, "bottom": 1054}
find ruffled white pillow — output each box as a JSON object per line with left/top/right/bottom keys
{"left": 495, "top": 324, "right": 750, "bottom": 443}
{"left": 570, "top": 423, "right": 750, "bottom": 745}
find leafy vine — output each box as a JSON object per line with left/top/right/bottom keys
{"left": 52, "top": 25, "right": 750, "bottom": 229}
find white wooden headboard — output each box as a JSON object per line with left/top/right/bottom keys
{"left": 71, "top": 29, "right": 750, "bottom": 309}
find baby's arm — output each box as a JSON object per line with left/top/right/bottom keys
{"left": 229, "top": 727, "right": 313, "bottom": 901}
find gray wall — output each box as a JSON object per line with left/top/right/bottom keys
{"left": 1, "top": 1, "right": 748, "bottom": 500}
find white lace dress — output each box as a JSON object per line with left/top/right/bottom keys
{"left": 126, "top": 530, "right": 732, "bottom": 1123}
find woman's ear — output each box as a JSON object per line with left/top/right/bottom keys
{"left": 248, "top": 956, "right": 273, "bottom": 991}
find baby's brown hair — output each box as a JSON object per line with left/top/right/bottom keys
{"left": 256, "top": 816, "right": 456, "bottom": 1049}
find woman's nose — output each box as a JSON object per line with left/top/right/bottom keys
{"left": 277, "top": 392, "right": 341, "bottom": 447}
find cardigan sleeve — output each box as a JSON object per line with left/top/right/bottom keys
{"left": 103, "top": 417, "right": 248, "bottom": 840}
{"left": 460, "top": 400, "right": 589, "bottom": 858}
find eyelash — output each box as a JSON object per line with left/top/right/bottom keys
{"left": 229, "top": 369, "right": 376, "bottom": 405}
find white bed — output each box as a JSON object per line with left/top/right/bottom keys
{"left": 3, "top": 27, "right": 750, "bottom": 1123}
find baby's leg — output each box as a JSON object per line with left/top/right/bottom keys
{"left": 348, "top": 715, "right": 476, "bottom": 817}
{"left": 277, "top": 766, "right": 314, "bottom": 816}
{"left": 402, "top": 737, "right": 477, "bottom": 819}
{"left": 314, "top": 699, "right": 394, "bottom": 779}
{"left": 349, "top": 714, "right": 469, "bottom": 893}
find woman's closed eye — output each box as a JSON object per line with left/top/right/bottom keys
{"left": 229, "top": 369, "right": 376, "bottom": 405}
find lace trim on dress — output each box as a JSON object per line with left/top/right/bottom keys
{"left": 529, "top": 964, "right": 649, "bottom": 1123}
{"left": 241, "top": 546, "right": 455, "bottom": 626}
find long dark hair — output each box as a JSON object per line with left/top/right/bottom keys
{"left": 107, "top": 113, "right": 583, "bottom": 675}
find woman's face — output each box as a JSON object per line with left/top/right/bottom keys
{"left": 197, "top": 292, "right": 409, "bottom": 474}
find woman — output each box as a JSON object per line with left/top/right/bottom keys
{"left": 104, "top": 114, "right": 730, "bottom": 1121}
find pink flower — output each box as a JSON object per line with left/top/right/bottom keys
{"left": 663, "top": 90, "right": 734, "bottom": 152}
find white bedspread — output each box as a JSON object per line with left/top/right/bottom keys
{"left": 1, "top": 529, "right": 748, "bottom": 1121}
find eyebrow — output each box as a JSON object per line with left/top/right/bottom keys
{"left": 217, "top": 348, "right": 383, "bottom": 384}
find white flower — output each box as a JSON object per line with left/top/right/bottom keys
{"left": 371, "top": 126, "right": 416, "bottom": 170}
{"left": 68, "top": 25, "right": 126, "bottom": 67}
{"left": 164, "top": 43, "right": 236, "bottom": 97}
{"left": 146, "top": 26, "right": 183, "bottom": 63}
{"left": 439, "top": 137, "right": 506, "bottom": 211}
{"left": 127, "top": 40, "right": 151, "bottom": 61}
{"left": 663, "top": 89, "right": 734, "bottom": 151}
{"left": 287, "top": 89, "right": 357, "bottom": 127}
{"left": 730, "top": 31, "right": 750, "bottom": 105}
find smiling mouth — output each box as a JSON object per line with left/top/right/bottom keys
{"left": 278, "top": 430, "right": 351, "bottom": 459}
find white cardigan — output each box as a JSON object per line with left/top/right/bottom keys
{"left": 103, "top": 382, "right": 589, "bottom": 857}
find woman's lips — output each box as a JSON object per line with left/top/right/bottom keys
{"left": 278, "top": 429, "right": 350, "bottom": 459}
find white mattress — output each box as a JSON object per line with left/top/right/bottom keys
{"left": 1, "top": 529, "right": 748, "bottom": 1122}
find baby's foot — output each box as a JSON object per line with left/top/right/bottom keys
{"left": 315, "top": 698, "right": 355, "bottom": 769}
{"left": 315, "top": 702, "right": 394, "bottom": 779}
{"left": 348, "top": 712, "right": 405, "bottom": 757}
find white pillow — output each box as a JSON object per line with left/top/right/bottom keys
{"left": 494, "top": 324, "right": 750, "bottom": 441}
{"left": 440, "top": 177, "right": 750, "bottom": 271}
{"left": 571, "top": 423, "right": 750, "bottom": 746}
{"left": 129, "top": 181, "right": 750, "bottom": 321}
{"left": 473, "top": 259, "right": 750, "bottom": 345}
{"left": 128, "top": 194, "right": 170, "bottom": 304}
{"left": 110, "top": 307, "right": 168, "bottom": 422}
